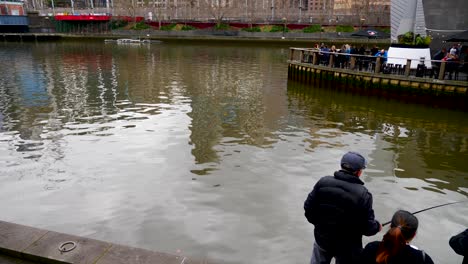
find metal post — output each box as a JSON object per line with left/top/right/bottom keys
{"left": 329, "top": 52, "right": 334, "bottom": 67}
{"left": 375, "top": 57, "right": 382, "bottom": 73}
{"left": 438, "top": 61, "right": 446, "bottom": 80}
{"left": 350, "top": 56, "right": 356, "bottom": 70}
{"left": 70, "top": 0, "right": 75, "bottom": 14}
{"left": 313, "top": 51, "right": 318, "bottom": 65}
{"left": 405, "top": 59, "right": 411, "bottom": 76}
{"left": 282, "top": 17, "right": 286, "bottom": 38}
{"left": 299, "top": 0, "right": 302, "bottom": 23}
{"left": 271, "top": 0, "right": 274, "bottom": 21}
{"left": 245, "top": 0, "right": 248, "bottom": 21}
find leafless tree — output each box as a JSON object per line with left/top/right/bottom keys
{"left": 139, "top": 0, "right": 167, "bottom": 28}
{"left": 245, "top": 0, "right": 260, "bottom": 26}
{"left": 200, "top": 0, "right": 237, "bottom": 26}
{"left": 277, "top": 0, "right": 295, "bottom": 23}
{"left": 114, "top": 0, "right": 137, "bottom": 21}
{"left": 368, "top": 0, "right": 390, "bottom": 25}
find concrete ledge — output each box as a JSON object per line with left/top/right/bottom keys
{"left": 0, "top": 221, "right": 214, "bottom": 264}
{"left": 0, "top": 254, "right": 38, "bottom": 263}
{"left": 0, "top": 32, "right": 390, "bottom": 46}
{"left": 0, "top": 221, "right": 48, "bottom": 258}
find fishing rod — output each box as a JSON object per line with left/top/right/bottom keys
{"left": 382, "top": 201, "right": 467, "bottom": 227}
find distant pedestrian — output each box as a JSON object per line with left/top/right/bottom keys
{"left": 371, "top": 45, "right": 379, "bottom": 57}
{"left": 449, "top": 229, "right": 468, "bottom": 264}
{"left": 359, "top": 45, "right": 366, "bottom": 55}
{"left": 304, "top": 151, "right": 381, "bottom": 264}
{"left": 450, "top": 44, "right": 459, "bottom": 57}
{"left": 375, "top": 49, "right": 388, "bottom": 63}
{"left": 433, "top": 48, "right": 447, "bottom": 64}
{"left": 362, "top": 210, "right": 434, "bottom": 264}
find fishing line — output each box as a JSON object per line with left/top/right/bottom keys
{"left": 382, "top": 201, "right": 467, "bottom": 226}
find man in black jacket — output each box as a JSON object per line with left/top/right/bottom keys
{"left": 304, "top": 151, "right": 381, "bottom": 264}
{"left": 450, "top": 229, "right": 468, "bottom": 264}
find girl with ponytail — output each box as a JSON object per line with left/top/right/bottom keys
{"left": 362, "top": 210, "right": 434, "bottom": 264}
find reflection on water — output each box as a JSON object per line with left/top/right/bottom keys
{"left": 0, "top": 42, "right": 466, "bottom": 264}
{"left": 287, "top": 82, "right": 468, "bottom": 197}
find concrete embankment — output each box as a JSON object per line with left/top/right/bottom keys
{"left": 0, "top": 220, "right": 212, "bottom": 264}
{"left": 0, "top": 30, "right": 390, "bottom": 46}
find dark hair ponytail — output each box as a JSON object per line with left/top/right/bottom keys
{"left": 376, "top": 210, "right": 418, "bottom": 264}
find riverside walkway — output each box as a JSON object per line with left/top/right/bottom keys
{"left": 0, "top": 220, "right": 212, "bottom": 264}
{"left": 288, "top": 48, "right": 468, "bottom": 99}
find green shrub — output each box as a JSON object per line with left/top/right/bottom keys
{"left": 303, "top": 24, "right": 322, "bottom": 33}
{"left": 181, "top": 25, "right": 196, "bottom": 31}
{"left": 415, "top": 35, "right": 432, "bottom": 45}
{"left": 110, "top": 19, "right": 128, "bottom": 29}
{"left": 242, "top": 26, "right": 261, "bottom": 32}
{"left": 398, "top": 31, "right": 414, "bottom": 44}
{"left": 270, "top": 25, "right": 289, "bottom": 33}
{"left": 381, "top": 28, "right": 391, "bottom": 33}
{"left": 160, "top": 24, "right": 176, "bottom": 31}
{"left": 423, "top": 36, "right": 432, "bottom": 45}
{"left": 336, "top": 25, "right": 354, "bottom": 32}
{"left": 214, "top": 23, "right": 229, "bottom": 30}
{"left": 131, "top": 21, "right": 150, "bottom": 30}
{"left": 397, "top": 31, "right": 431, "bottom": 45}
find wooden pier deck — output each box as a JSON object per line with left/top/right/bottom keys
{"left": 287, "top": 48, "right": 468, "bottom": 100}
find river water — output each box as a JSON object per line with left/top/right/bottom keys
{"left": 0, "top": 42, "right": 466, "bottom": 264}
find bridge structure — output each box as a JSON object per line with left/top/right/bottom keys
{"left": 391, "top": 0, "right": 468, "bottom": 47}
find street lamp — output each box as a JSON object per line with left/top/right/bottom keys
{"left": 70, "top": 0, "right": 75, "bottom": 14}
{"left": 245, "top": 0, "right": 248, "bottom": 21}
{"left": 282, "top": 17, "right": 286, "bottom": 39}
{"left": 51, "top": 0, "right": 55, "bottom": 15}
{"left": 298, "top": 0, "right": 302, "bottom": 23}
{"left": 271, "top": 0, "right": 275, "bottom": 21}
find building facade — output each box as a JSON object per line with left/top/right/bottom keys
{"left": 0, "top": 0, "right": 28, "bottom": 33}
{"left": 0, "top": 0, "right": 26, "bottom": 15}
{"left": 391, "top": 0, "right": 468, "bottom": 44}
{"left": 19, "top": 0, "right": 390, "bottom": 26}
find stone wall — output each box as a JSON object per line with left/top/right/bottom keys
{"left": 27, "top": 11, "right": 55, "bottom": 33}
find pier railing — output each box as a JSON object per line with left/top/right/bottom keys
{"left": 289, "top": 48, "right": 468, "bottom": 81}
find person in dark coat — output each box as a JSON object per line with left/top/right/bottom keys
{"left": 450, "top": 229, "right": 468, "bottom": 264}
{"left": 371, "top": 45, "right": 379, "bottom": 57}
{"left": 432, "top": 48, "right": 447, "bottom": 78}
{"left": 362, "top": 210, "right": 434, "bottom": 264}
{"left": 304, "top": 151, "right": 381, "bottom": 264}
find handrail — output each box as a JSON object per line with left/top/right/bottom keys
{"left": 289, "top": 47, "right": 467, "bottom": 65}
{"left": 288, "top": 47, "right": 468, "bottom": 81}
